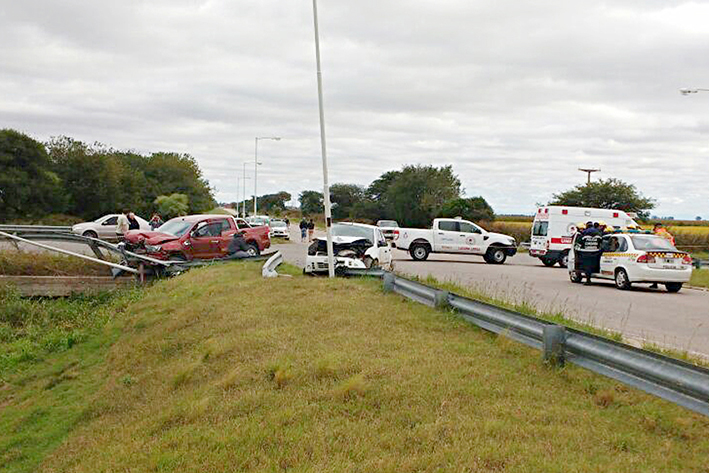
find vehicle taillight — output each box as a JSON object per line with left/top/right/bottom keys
{"left": 636, "top": 254, "right": 655, "bottom": 264}
{"left": 682, "top": 254, "right": 692, "bottom": 265}
{"left": 393, "top": 229, "right": 400, "bottom": 240}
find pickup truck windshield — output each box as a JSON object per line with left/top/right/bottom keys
{"left": 332, "top": 225, "right": 373, "bottom": 243}
{"left": 157, "top": 220, "right": 193, "bottom": 237}
{"left": 630, "top": 235, "right": 676, "bottom": 251}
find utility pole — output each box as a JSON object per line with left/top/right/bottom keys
{"left": 578, "top": 168, "right": 600, "bottom": 185}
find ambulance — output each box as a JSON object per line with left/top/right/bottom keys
{"left": 529, "top": 206, "right": 637, "bottom": 267}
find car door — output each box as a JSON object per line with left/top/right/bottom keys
{"left": 374, "top": 228, "right": 392, "bottom": 266}
{"left": 599, "top": 235, "right": 627, "bottom": 279}
{"left": 99, "top": 215, "right": 118, "bottom": 239}
{"left": 189, "top": 220, "right": 223, "bottom": 258}
{"left": 435, "top": 220, "right": 459, "bottom": 252}
{"left": 216, "top": 219, "right": 237, "bottom": 257}
{"left": 457, "top": 221, "right": 483, "bottom": 253}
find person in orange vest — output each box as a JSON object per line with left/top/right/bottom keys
{"left": 653, "top": 223, "right": 675, "bottom": 246}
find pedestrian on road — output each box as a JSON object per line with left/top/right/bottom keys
{"left": 653, "top": 223, "right": 675, "bottom": 246}
{"left": 127, "top": 212, "right": 140, "bottom": 230}
{"left": 299, "top": 218, "right": 308, "bottom": 242}
{"left": 284, "top": 217, "right": 290, "bottom": 227}
{"left": 116, "top": 210, "right": 130, "bottom": 241}
{"left": 149, "top": 213, "right": 163, "bottom": 230}
{"left": 307, "top": 218, "right": 315, "bottom": 242}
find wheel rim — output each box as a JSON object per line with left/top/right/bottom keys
{"left": 493, "top": 250, "right": 504, "bottom": 262}
{"left": 561, "top": 255, "right": 568, "bottom": 267}
{"left": 414, "top": 247, "right": 426, "bottom": 258}
{"left": 247, "top": 247, "right": 258, "bottom": 256}
{"left": 616, "top": 271, "right": 627, "bottom": 287}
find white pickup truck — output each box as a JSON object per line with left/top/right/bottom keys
{"left": 394, "top": 218, "right": 518, "bottom": 264}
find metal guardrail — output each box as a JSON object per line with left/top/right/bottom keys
{"left": 262, "top": 251, "right": 284, "bottom": 277}
{"left": 694, "top": 259, "right": 709, "bottom": 269}
{"left": 0, "top": 224, "right": 72, "bottom": 233}
{"left": 379, "top": 272, "right": 709, "bottom": 417}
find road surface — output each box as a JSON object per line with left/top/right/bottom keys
{"left": 272, "top": 228, "right": 709, "bottom": 357}
{"left": 3, "top": 230, "right": 708, "bottom": 356}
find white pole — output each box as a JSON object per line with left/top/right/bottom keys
{"left": 242, "top": 162, "right": 247, "bottom": 217}
{"left": 254, "top": 137, "right": 259, "bottom": 216}
{"left": 312, "top": 0, "right": 335, "bottom": 278}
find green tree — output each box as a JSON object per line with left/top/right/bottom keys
{"left": 0, "top": 129, "right": 66, "bottom": 221}
{"left": 299, "top": 190, "right": 324, "bottom": 215}
{"left": 549, "top": 178, "right": 655, "bottom": 219}
{"left": 381, "top": 165, "right": 461, "bottom": 227}
{"left": 330, "top": 183, "right": 365, "bottom": 220}
{"left": 257, "top": 191, "right": 291, "bottom": 215}
{"left": 154, "top": 193, "right": 189, "bottom": 219}
{"left": 438, "top": 197, "right": 495, "bottom": 222}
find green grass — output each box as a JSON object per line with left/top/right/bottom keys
{"left": 690, "top": 269, "right": 709, "bottom": 289}
{"left": 2, "top": 263, "right": 708, "bottom": 472}
{"left": 0, "top": 250, "right": 115, "bottom": 276}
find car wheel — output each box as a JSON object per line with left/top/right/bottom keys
{"left": 665, "top": 282, "right": 683, "bottom": 293}
{"left": 614, "top": 269, "right": 631, "bottom": 290}
{"left": 82, "top": 230, "right": 98, "bottom": 239}
{"left": 246, "top": 243, "right": 260, "bottom": 257}
{"left": 486, "top": 247, "right": 507, "bottom": 264}
{"left": 541, "top": 257, "right": 556, "bottom": 267}
{"left": 410, "top": 244, "right": 430, "bottom": 261}
{"left": 363, "top": 257, "right": 379, "bottom": 269}
{"left": 569, "top": 271, "right": 583, "bottom": 284}
{"left": 558, "top": 251, "right": 569, "bottom": 268}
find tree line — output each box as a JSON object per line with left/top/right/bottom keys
{"left": 0, "top": 129, "right": 216, "bottom": 222}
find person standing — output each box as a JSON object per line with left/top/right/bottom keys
{"left": 116, "top": 210, "right": 130, "bottom": 241}
{"left": 127, "top": 211, "right": 140, "bottom": 231}
{"left": 575, "top": 223, "right": 602, "bottom": 285}
{"left": 149, "top": 213, "right": 163, "bottom": 230}
{"left": 307, "top": 218, "right": 315, "bottom": 242}
{"left": 299, "top": 218, "right": 308, "bottom": 242}
{"left": 653, "top": 223, "right": 675, "bottom": 246}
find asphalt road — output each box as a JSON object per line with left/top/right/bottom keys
{"left": 272, "top": 227, "right": 709, "bottom": 357}
{"left": 3, "top": 229, "right": 708, "bottom": 356}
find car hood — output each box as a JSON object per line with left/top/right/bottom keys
{"left": 125, "top": 230, "right": 180, "bottom": 245}
{"left": 486, "top": 232, "right": 516, "bottom": 243}
{"left": 72, "top": 222, "right": 93, "bottom": 231}
{"left": 308, "top": 237, "right": 373, "bottom": 256}
{"left": 315, "top": 236, "right": 372, "bottom": 245}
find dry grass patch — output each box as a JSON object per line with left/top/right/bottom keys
{"left": 0, "top": 250, "right": 115, "bottom": 276}
{"left": 2, "top": 261, "right": 708, "bottom": 472}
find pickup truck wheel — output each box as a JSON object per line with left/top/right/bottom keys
{"left": 363, "top": 257, "right": 379, "bottom": 269}
{"left": 665, "top": 282, "right": 683, "bottom": 293}
{"left": 410, "top": 244, "right": 430, "bottom": 261}
{"left": 614, "top": 269, "right": 631, "bottom": 290}
{"left": 541, "top": 257, "right": 556, "bottom": 267}
{"left": 246, "top": 243, "right": 260, "bottom": 257}
{"left": 486, "top": 247, "right": 507, "bottom": 264}
{"left": 558, "top": 251, "right": 569, "bottom": 268}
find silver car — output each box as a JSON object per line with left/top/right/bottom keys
{"left": 72, "top": 214, "right": 150, "bottom": 240}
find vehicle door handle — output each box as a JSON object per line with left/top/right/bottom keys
{"left": 210, "top": 240, "right": 219, "bottom": 243}
{"left": 438, "top": 232, "right": 444, "bottom": 235}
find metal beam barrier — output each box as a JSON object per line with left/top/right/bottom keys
{"left": 380, "top": 272, "right": 709, "bottom": 417}
{"left": 262, "top": 251, "right": 284, "bottom": 278}
{"left": 0, "top": 224, "right": 72, "bottom": 233}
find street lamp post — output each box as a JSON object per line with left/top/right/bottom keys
{"left": 680, "top": 88, "right": 709, "bottom": 95}
{"left": 254, "top": 137, "right": 281, "bottom": 216}
{"left": 311, "top": 0, "right": 335, "bottom": 278}
{"left": 242, "top": 162, "right": 257, "bottom": 217}
{"left": 237, "top": 174, "right": 250, "bottom": 218}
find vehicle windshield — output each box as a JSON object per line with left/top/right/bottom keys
{"left": 332, "top": 225, "right": 373, "bottom": 243}
{"left": 630, "top": 235, "right": 677, "bottom": 251}
{"left": 156, "top": 219, "right": 193, "bottom": 237}
{"left": 271, "top": 221, "right": 287, "bottom": 228}
{"left": 378, "top": 220, "right": 399, "bottom": 228}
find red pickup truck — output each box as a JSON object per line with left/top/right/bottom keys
{"left": 124, "top": 215, "right": 270, "bottom": 261}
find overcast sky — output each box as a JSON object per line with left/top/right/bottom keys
{"left": 2, "top": 0, "right": 708, "bottom": 218}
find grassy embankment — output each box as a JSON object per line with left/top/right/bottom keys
{"left": 2, "top": 262, "right": 709, "bottom": 472}
{"left": 0, "top": 251, "right": 115, "bottom": 276}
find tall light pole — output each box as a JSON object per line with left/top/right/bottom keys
{"left": 242, "top": 162, "right": 257, "bottom": 217}
{"left": 579, "top": 167, "right": 600, "bottom": 185}
{"left": 237, "top": 174, "right": 250, "bottom": 217}
{"left": 680, "top": 88, "right": 709, "bottom": 95}
{"left": 254, "top": 137, "right": 280, "bottom": 216}
{"left": 312, "top": 0, "right": 335, "bottom": 277}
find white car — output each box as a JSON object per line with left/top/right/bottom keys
{"left": 269, "top": 220, "right": 290, "bottom": 239}
{"left": 568, "top": 233, "right": 693, "bottom": 292}
{"left": 304, "top": 222, "right": 393, "bottom": 274}
{"left": 72, "top": 214, "right": 150, "bottom": 240}
{"left": 246, "top": 215, "right": 270, "bottom": 227}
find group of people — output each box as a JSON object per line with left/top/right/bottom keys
{"left": 572, "top": 220, "right": 676, "bottom": 285}
{"left": 115, "top": 211, "right": 164, "bottom": 240}
{"left": 299, "top": 218, "right": 315, "bottom": 242}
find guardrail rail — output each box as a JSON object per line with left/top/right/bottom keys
{"left": 373, "top": 272, "right": 709, "bottom": 417}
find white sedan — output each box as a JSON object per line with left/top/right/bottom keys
{"left": 72, "top": 214, "right": 150, "bottom": 240}
{"left": 269, "top": 220, "right": 290, "bottom": 239}
{"left": 568, "top": 233, "right": 693, "bottom": 292}
{"left": 304, "top": 222, "right": 392, "bottom": 274}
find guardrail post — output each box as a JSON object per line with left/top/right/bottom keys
{"left": 543, "top": 325, "right": 566, "bottom": 367}
{"left": 434, "top": 290, "right": 449, "bottom": 309}
{"left": 383, "top": 273, "right": 395, "bottom": 293}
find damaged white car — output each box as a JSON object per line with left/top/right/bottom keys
{"left": 304, "top": 223, "right": 392, "bottom": 274}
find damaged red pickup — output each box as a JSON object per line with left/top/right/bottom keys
{"left": 123, "top": 215, "right": 270, "bottom": 261}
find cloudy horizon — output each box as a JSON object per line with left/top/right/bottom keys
{"left": 2, "top": 0, "right": 708, "bottom": 219}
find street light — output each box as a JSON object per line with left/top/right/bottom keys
{"left": 680, "top": 88, "right": 709, "bottom": 95}
{"left": 311, "top": 0, "right": 335, "bottom": 277}
{"left": 242, "top": 162, "right": 258, "bottom": 217}
{"left": 254, "top": 137, "right": 281, "bottom": 215}
{"left": 236, "top": 175, "right": 250, "bottom": 218}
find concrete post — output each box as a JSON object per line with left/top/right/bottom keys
{"left": 543, "top": 325, "right": 566, "bottom": 367}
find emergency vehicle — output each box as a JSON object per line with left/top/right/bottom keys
{"left": 568, "top": 232, "right": 693, "bottom": 292}
{"left": 529, "top": 206, "right": 637, "bottom": 267}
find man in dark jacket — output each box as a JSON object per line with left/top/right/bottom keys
{"left": 299, "top": 218, "right": 308, "bottom": 242}
{"left": 575, "top": 223, "right": 603, "bottom": 284}
{"left": 227, "top": 232, "right": 251, "bottom": 259}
